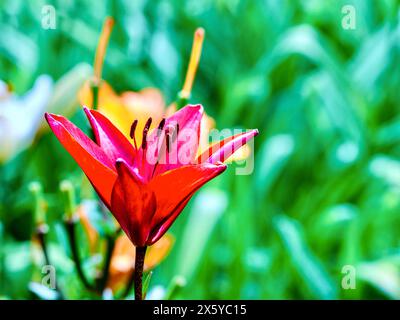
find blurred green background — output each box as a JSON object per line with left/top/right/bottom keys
{"left": 1, "top": 0, "right": 400, "bottom": 299}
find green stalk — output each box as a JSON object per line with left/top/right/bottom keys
{"left": 97, "top": 234, "right": 116, "bottom": 292}
{"left": 91, "top": 83, "right": 99, "bottom": 110}
{"left": 134, "top": 246, "right": 147, "bottom": 300}
{"left": 65, "top": 219, "right": 95, "bottom": 291}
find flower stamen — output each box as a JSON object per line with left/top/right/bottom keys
{"left": 141, "top": 117, "right": 152, "bottom": 150}
{"left": 157, "top": 118, "right": 166, "bottom": 133}
{"left": 150, "top": 118, "right": 168, "bottom": 177}
{"left": 93, "top": 17, "right": 114, "bottom": 85}
{"left": 180, "top": 28, "right": 205, "bottom": 100}
{"left": 165, "top": 124, "right": 176, "bottom": 153}
{"left": 130, "top": 120, "right": 138, "bottom": 149}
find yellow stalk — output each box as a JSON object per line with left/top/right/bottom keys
{"left": 181, "top": 27, "right": 205, "bottom": 99}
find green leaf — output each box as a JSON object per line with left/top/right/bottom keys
{"left": 176, "top": 189, "right": 228, "bottom": 281}
{"left": 274, "top": 214, "right": 338, "bottom": 299}
{"left": 255, "top": 134, "right": 294, "bottom": 196}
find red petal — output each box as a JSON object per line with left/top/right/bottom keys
{"left": 111, "top": 159, "right": 156, "bottom": 246}
{"left": 147, "top": 163, "right": 226, "bottom": 244}
{"left": 45, "top": 113, "right": 117, "bottom": 207}
{"left": 197, "top": 129, "right": 259, "bottom": 164}
{"left": 84, "top": 107, "right": 137, "bottom": 166}
{"left": 148, "top": 196, "right": 192, "bottom": 245}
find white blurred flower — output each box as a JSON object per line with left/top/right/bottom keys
{"left": 0, "top": 75, "right": 53, "bottom": 162}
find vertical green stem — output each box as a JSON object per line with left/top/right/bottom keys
{"left": 91, "top": 83, "right": 99, "bottom": 110}
{"left": 36, "top": 224, "right": 50, "bottom": 266}
{"left": 134, "top": 246, "right": 147, "bottom": 300}
{"left": 175, "top": 93, "right": 188, "bottom": 110}
{"left": 65, "top": 219, "right": 94, "bottom": 291}
{"left": 97, "top": 234, "right": 116, "bottom": 292}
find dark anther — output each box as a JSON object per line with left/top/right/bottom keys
{"left": 157, "top": 118, "right": 166, "bottom": 132}
{"left": 141, "top": 117, "right": 152, "bottom": 149}
{"left": 130, "top": 120, "right": 138, "bottom": 139}
{"left": 166, "top": 133, "right": 171, "bottom": 153}
{"left": 165, "top": 125, "right": 178, "bottom": 153}
{"left": 172, "top": 123, "right": 179, "bottom": 143}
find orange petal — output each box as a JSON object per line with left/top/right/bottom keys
{"left": 120, "top": 88, "right": 165, "bottom": 141}
{"left": 77, "top": 204, "right": 99, "bottom": 253}
{"left": 145, "top": 233, "right": 175, "bottom": 270}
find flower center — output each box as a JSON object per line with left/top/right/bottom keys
{"left": 129, "top": 118, "right": 180, "bottom": 179}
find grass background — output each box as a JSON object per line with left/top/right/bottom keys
{"left": 1, "top": 0, "right": 400, "bottom": 299}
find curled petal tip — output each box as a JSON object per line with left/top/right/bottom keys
{"left": 44, "top": 112, "right": 57, "bottom": 123}
{"left": 217, "top": 162, "right": 228, "bottom": 171}
{"left": 115, "top": 158, "right": 128, "bottom": 174}
{"left": 115, "top": 158, "right": 126, "bottom": 167}
{"left": 82, "top": 106, "right": 90, "bottom": 118}
{"left": 188, "top": 103, "right": 204, "bottom": 113}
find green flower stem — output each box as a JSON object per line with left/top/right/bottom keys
{"left": 134, "top": 246, "right": 147, "bottom": 300}
{"left": 65, "top": 219, "right": 95, "bottom": 292}
{"left": 36, "top": 223, "right": 50, "bottom": 266}
{"left": 91, "top": 82, "right": 99, "bottom": 110}
{"left": 175, "top": 92, "right": 189, "bottom": 110}
{"left": 97, "top": 234, "right": 116, "bottom": 292}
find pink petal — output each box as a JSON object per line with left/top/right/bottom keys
{"left": 84, "top": 107, "right": 137, "bottom": 166}
{"left": 197, "top": 129, "right": 259, "bottom": 164}
{"left": 149, "top": 105, "right": 204, "bottom": 176}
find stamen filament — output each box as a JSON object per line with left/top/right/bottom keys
{"left": 180, "top": 28, "right": 205, "bottom": 99}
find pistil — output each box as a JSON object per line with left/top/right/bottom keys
{"left": 180, "top": 28, "right": 205, "bottom": 100}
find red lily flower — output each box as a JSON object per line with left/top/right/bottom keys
{"left": 45, "top": 105, "right": 258, "bottom": 247}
